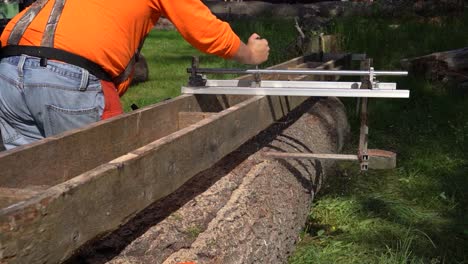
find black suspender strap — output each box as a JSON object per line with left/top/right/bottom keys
{"left": 113, "top": 36, "right": 147, "bottom": 84}
{"left": 4, "top": 0, "right": 145, "bottom": 85}
{"left": 0, "top": 45, "right": 113, "bottom": 82}
{"left": 8, "top": 0, "right": 49, "bottom": 45}
{"left": 42, "top": 0, "right": 67, "bottom": 47}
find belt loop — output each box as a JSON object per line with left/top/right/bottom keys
{"left": 0, "top": 130, "right": 5, "bottom": 152}
{"left": 79, "top": 68, "right": 90, "bottom": 91}
{"left": 17, "top": 55, "right": 27, "bottom": 78}
{"left": 40, "top": 57, "right": 48, "bottom": 67}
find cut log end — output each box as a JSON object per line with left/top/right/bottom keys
{"left": 368, "top": 149, "right": 397, "bottom": 170}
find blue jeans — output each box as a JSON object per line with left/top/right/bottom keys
{"left": 0, "top": 55, "right": 105, "bottom": 150}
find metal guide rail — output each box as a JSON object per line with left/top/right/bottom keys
{"left": 181, "top": 56, "right": 410, "bottom": 171}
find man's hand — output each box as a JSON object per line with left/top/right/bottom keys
{"left": 233, "top": 33, "right": 270, "bottom": 65}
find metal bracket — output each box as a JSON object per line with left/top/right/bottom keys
{"left": 254, "top": 65, "right": 261, "bottom": 87}
{"left": 188, "top": 56, "right": 206, "bottom": 87}
{"left": 357, "top": 59, "right": 372, "bottom": 171}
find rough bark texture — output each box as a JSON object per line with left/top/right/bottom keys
{"left": 204, "top": 0, "right": 464, "bottom": 21}
{"left": 66, "top": 97, "right": 349, "bottom": 264}
{"left": 401, "top": 47, "right": 468, "bottom": 83}
{"left": 130, "top": 53, "right": 149, "bottom": 86}
{"left": 154, "top": 17, "right": 175, "bottom": 31}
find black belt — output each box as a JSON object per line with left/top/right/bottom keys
{"left": 0, "top": 45, "right": 113, "bottom": 82}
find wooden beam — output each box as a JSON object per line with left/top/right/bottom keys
{"left": 0, "top": 54, "right": 323, "bottom": 189}
{"left": 288, "top": 62, "right": 324, "bottom": 70}
{"left": 0, "top": 95, "right": 249, "bottom": 188}
{"left": 0, "top": 95, "right": 308, "bottom": 263}
{"left": 0, "top": 186, "right": 48, "bottom": 209}
{"left": 178, "top": 112, "right": 216, "bottom": 129}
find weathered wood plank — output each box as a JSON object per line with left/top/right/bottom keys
{"left": 0, "top": 95, "right": 308, "bottom": 264}
{"left": 0, "top": 186, "right": 48, "bottom": 209}
{"left": 178, "top": 112, "right": 216, "bottom": 129}
{"left": 288, "top": 62, "right": 324, "bottom": 70}
{"left": 0, "top": 54, "right": 320, "bottom": 189}
{"left": 0, "top": 95, "right": 248, "bottom": 188}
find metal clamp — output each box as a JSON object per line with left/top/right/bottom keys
{"left": 188, "top": 56, "right": 207, "bottom": 87}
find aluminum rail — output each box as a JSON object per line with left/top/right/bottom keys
{"left": 187, "top": 68, "right": 408, "bottom": 77}
{"left": 181, "top": 86, "right": 410, "bottom": 98}
{"left": 204, "top": 80, "right": 398, "bottom": 90}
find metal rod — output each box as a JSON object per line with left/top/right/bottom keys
{"left": 204, "top": 80, "right": 398, "bottom": 90}
{"left": 187, "top": 68, "right": 408, "bottom": 77}
{"left": 358, "top": 97, "right": 369, "bottom": 163}
{"left": 358, "top": 59, "right": 371, "bottom": 171}
{"left": 263, "top": 152, "right": 359, "bottom": 161}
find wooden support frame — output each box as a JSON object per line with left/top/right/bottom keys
{"left": 0, "top": 187, "right": 47, "bottom": 209}
{"left": 0, "top": 53, "right": 351, "bottom": 264}
{"left": 178, "top": 112, "right": 217, "bottom": 129}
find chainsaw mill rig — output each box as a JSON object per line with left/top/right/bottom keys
{"left": 182, "top": 56, "right": 410, "bottom": 171}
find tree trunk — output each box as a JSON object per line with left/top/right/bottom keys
{"left": 130, "top": 53, "right": 149, "bottom": 86}
{"left": 401, "top": 47, "right": 468, "bottom": 82}
{"left": 67, "top": 97, "right": 349, "bottom": 264}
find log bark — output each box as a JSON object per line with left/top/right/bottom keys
{"left": 205, "top": 1, "right": 464, "bottom": 21}
{"left": 401, "top": 47, "right": 468, "bottom": 82}
{"left": 130, "top": 53, "right": 149, "bottom": 86}
{"left": 67, "top": 96, "right": 349, "bottom": 264}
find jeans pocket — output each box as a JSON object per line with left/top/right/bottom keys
{"left": 0, "top": 117, "right": 21, "bottom": 145}
{"left": 45, "top": 104, "right": 99, "bottom": 136}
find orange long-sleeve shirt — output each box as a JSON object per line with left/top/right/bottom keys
{"left": 0, "top": 0, "right": 241, "bottom": 95}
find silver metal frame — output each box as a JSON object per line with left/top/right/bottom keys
{"left": 183, "top": 66, "right": 410, "bottom": 98}
{"left": 203, "top": 80, "right": 398, "bottom": 89}
{"left": 183, "top": 57, "right": 409, "bottom": 171}
{"left": 182, "top": 80, "right": 409, "bottom": 98}
{"left": 187, "top": 68, "right": 408, "bottom": 77}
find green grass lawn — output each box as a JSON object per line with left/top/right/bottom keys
{"left": 123, "top": 17, "right": 296, "bottom": 111}
{"left": 121, "top": 30, "right": 213, "bottom": 111}
{"left": 125, "top": 13, "right": 467, "bottom": 264}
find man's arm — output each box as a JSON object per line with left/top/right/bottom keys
{"left": 232, "top": 33, "right": 270, "bottom": 65}
{"left": 158, "top": 0, "right": 269, "bottom": 64}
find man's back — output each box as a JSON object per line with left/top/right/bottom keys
{"left": 1, "top": 0, "right": 156, "bottom": 80}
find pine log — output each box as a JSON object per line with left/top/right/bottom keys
{"left": 130, "top": 53, "right": 149, "bottom": 86}
{"left": 401, "top": 47, "right": 468, "bottom": 82}
{"left": 67, "top": 96, "right": 349, "bottom": 264}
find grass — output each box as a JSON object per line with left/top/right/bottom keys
{"left": 123, "top": 17, "right": 297, "bottom": 111}
{"left": 289, "top": 11, "right": 468, "bottom": 264}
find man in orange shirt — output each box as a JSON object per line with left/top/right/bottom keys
{"left": 0, "top": 0, "right": 269, "bottom": 150}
